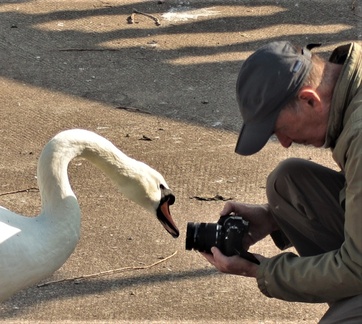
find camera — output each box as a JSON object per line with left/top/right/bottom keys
{"left": 186, "top": 215, "right": 260, "bottom": 264}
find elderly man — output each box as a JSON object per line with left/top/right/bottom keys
{"left": 202, "top": 41, "right": 362, "bottom": 323}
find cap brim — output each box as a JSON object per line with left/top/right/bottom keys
{"left": 235, "top": 117, "right": 276, "bottom": 156}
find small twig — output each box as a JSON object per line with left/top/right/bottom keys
{"left": 351, "top": 0, "right": 356, "bottom": 10}
{"left": 0, "top": 187, "right": 39, "bottom": 197}
{"left": 190, "top": 194, "right": 233, "bottom": 202}
{"left": 127, "top": 8, "right": 161, "bottom": 26}
{"left": 139, "top": 135, "right": 152, "bottom": 141}
{"left": 114, "top": 106, "right": 151, "bottom": 114}
{"left": 133, "top": 9, "right": 161, "bottom": 26}
{"left": 37, "top": 251, "right": 177, "bottom": 287}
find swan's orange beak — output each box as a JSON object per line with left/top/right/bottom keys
{"left": 157, "top": 190, "right": 179, "bottom": 238}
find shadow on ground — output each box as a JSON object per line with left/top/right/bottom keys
{"left": 1, "top": 0, "right": 360, "bottom": 132}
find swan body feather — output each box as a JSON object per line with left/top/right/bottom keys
{"left": 0, "top": 129, "right": 178, "bottom": 302}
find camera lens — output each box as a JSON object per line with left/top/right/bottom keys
{"left": 186, "top": 222, "right": 220, "bottom": 253}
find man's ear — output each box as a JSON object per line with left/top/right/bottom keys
{"left": 298, "top": 87, "right": 322, "bottom": 110}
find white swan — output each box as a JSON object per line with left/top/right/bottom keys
{"left": 0, "top": 129, "right": 179, "bottom": 302}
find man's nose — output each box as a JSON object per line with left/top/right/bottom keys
{"left": 275, "top": 133, "right": 292, "bottom": 148}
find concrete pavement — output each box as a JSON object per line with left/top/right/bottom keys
{"left": 0, "top": 0, "right": 361, "bottom": 322}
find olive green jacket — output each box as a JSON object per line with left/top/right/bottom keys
{"left": 256, "top": 42, "right": 362, "bottom": 303}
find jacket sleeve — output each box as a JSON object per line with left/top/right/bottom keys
{"left": 256, "top": 107, "right": 362, "bottom": 303}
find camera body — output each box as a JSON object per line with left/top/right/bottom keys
{"left": 186, "top": 215, "right": 259, "bottom": 264}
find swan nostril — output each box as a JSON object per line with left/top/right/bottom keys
{"left": 168, "top": 194, "right": 175, "bottom": 205}
{"left": 161, "top": 186, "right": 175, "bottom": 205}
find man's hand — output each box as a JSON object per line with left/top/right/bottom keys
{"left": 201, "top": 247, "right": 265, "bottom": 278}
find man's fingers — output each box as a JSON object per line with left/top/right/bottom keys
{"left": 210, "top": 247, "right": 227, "bottom": 263}
{"left": 210, "top": 246, "right": 220, "bottom": 255}
{"left": 200, "top": 251, "right": 216, "bottom": 265}
{"left": 220, "top": 201, "right": 236, "bottom": 216}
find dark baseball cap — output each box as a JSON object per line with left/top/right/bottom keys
{"left": 235, "top": 41, "right": 320, "bottom": 155}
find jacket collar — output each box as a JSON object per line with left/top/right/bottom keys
{"left": 325, "top": 43, "right": 362, "bottom": 148}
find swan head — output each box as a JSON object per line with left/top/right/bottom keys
{"left": 117, "top": 160, "right": 179, "bottom": 238}
{"left": 140, "top": 166, "right": 179, "bottom": 238}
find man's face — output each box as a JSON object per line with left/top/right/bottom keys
{"left": 273, "top": 100, "right": 328, "bottom": 148}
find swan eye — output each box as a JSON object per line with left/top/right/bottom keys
{"left": 160, "top": 184, "right": 165, "bottom": 190}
